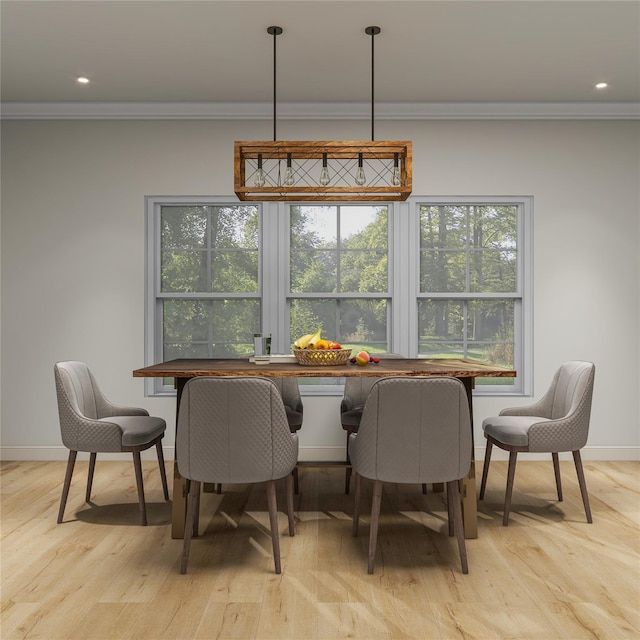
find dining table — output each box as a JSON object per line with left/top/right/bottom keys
{"left": 133, "top": 357, "right": 516, "bottom": 539}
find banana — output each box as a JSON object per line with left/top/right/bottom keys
{"left": 307, "top": 328, "right": 323, "bottom": 349}
{"left": 294, "top": 333, "right": 314, "bottom": 349}
{"left": 294, "top": 328, "right": 322, "bottom": 349}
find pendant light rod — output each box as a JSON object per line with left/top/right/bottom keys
{"left": 267, "top": 26, "right": 282, "bottom": 141}
{"left": 365, "top": 26, "right": 381, "bottom": 141}
{"left": 235, "top": 23, "right": 412, "bottom": 201}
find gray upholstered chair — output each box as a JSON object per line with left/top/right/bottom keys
{"left": 54, "top": 361, "right": 169, "bottom": 526}
{"left": 268, "top": 376, "right": 304, "bottom": 432}
{"left": 341, "top": 355, "right": 425, "bottom": 495}
{"left": 479, "top": 361, "right": 595, "bottom": 526}
{"left": 341, "top": 376, "right": 377, "bottom": 494}
{"left": 176, "top": 376, "right": 298, "bottom": 575}
{"left": 215, "top": 376, "right": 303, "bottom": 494}
{"left": 269, "top": 377, "right": 303, "bottom": 492}
{"left": 350, "top": 377, "right": 472, "bottom": 574}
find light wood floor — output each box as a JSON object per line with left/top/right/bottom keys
{"left": 1, "top": 460, "right": 638, "bottom": 640}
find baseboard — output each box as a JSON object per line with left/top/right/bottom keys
{"left": 1, "top": 445, "right": 639, "bottom": 462}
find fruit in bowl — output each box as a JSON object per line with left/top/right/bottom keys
{"left": 294, "top": 328, "right": 322, "bottom": 349}
{"left": 293, "top": 329, "right": 343, "bottom": 351}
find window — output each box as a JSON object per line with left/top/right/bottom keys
{"left": 289, "top": 205, "right": 390, "bottom": 351}
{"left": 145, "top": 196, "right": 531, "bottom": 396}
{"left": 146, "top": 199, "right": 262, "bottom": 393}
{"left": 415, "top": 198, "right": 531, "bottom": 394}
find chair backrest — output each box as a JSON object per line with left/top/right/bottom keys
{"left": 54, "top": 361, "right": 125, "bottom": 452}
{"left": 343, "top": 377, "right": 378, "bottom": 409}
{"left": 528, "top": 361, "right": 595, "bottom": 452}
{"left": 342, "top": 354, "right": 404, "bottom": 410}
{"left": 268, "top": 377, "right": 302, "bottom": 413}
{"left": 545, "top": 361, "right": 595, "bottom": 420}
{"left": 351, "top": 377, "right": 471, "bottom": 484}
{"left": 55, "top": 361, "right": 103, "bottom": 420}
{"left": 176, "top": 377, "right": 299, "bottom": 484}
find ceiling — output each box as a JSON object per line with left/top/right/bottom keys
{"left": 1, "top": 0, "right": 639, "bottom": 109}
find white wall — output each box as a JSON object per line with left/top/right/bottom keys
{"left": 1, "top": 118, "right": 639, "bottom": 460}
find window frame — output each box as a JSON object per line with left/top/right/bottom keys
{"left": 144, "top": 195, "right": 532, "bottom": 397}
{"left": 410, "top": 196, "right": 532, "bottom": 396}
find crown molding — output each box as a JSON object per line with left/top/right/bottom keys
{"left": 2, "top": 101, "right": 639, "bottom": 120}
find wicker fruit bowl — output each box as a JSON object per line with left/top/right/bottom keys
{"left": 293, "top": 348, "right": 352, "bottom": 366}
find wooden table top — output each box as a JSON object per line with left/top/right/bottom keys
{"left": 133, "top": 357, "right": 516, "bottom": 379}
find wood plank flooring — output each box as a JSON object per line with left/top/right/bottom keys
{"left": 1, "top": 460, "right": 638, "bottom": 639}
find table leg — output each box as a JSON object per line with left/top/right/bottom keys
{"left": 459, "top": 377, "right": 478, "bottom": 539}
{"left": 171, "top": 377, "right": 189, "bottom": 539}
{"left": 460, "top": 461, "right": 478, "bottom": 539}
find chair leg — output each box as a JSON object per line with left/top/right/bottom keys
{"left": 552, "top": 452, "right": 563, "bottom": 502}
{"left": 131, "top": 449, "right": 147, "bottom": 526}
{"left": 345, "top": 430, "right": 353, "bottom": 494}
{"left": 368, "top": 480, "right": 383, "bottom": 574}
{"left": 422, "top": 484, "right": 427, "bottom": 494}
{"left": 573, "top": 450, "right": 593, "bottom": 523}
{"left": 292, "top": 467, "right": 299, "bottom": 495}
{"left": 266, "top": 479, "right": 282, "bottom": 574}
{"left": 180, "top": 480, "right": 200, "bottom": 574}
{"left": 479, "top": 438, "right": 493, "bottom": 500}
{"left": 58, "top": 450, "right": 77, "bottom": 524}
{"left": 193, "top": 481, "right": 201, "bottom": 537}
{"left": 447, "top": 480, "right": 469, "bottom": 574}
{"left": 352, "top": 472, "right": 362, "bottom": 537}
{"left": 156, "top": 441, "right": 169, "bottom": 501}
{"left": 446, "top": 481, "right": 454, "bottom": 537}
{"left": 286, "top": 472, "right": 295, "bottom": 537}
{"left": 503, "top": 450, "right": 518, "bottom": 526}
{"left": 86, "top": 452, "right": 97, "bottom": 503}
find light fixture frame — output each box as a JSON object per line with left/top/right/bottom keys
{"left": 234, "top": 25, "right": 412, "bottom": 202}
{"left": 234, "top": 140, "right": 412, "bottom": 201}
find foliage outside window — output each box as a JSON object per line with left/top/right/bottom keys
{"left": 289, "top": 205, "right": 389, "bottom": 354}
{"left": 155, "top": 204, "right": 260, "bottom": 391}
{"left": 418, "top": 204, "right": 522, "bottom": 388}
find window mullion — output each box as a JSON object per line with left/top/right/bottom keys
{"left": 261, "top": 202, "right": 280, "bottom": 350}
{"left": 394, "top": 200, "right": 413, "bottom": 356}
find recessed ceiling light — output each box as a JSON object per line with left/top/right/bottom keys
{"left": 595, "top": 82, "right": 608, "bottom": 90}
{"left": 76, "top": 77, "right": 90, "bottom": 85}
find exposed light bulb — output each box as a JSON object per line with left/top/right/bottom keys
{"left": 391, "top": 153, "right": 401, "bottom": 186}
{"left": 283, "top": 166, "right": 295, "bottom": 186}
{"left": 283, "top": 153, "right": 295, "bottom": 186}
{"left": 254, "top": 153, "right": 266, "bottom": 187}
{"left": 595, "top": 82, "right": 608, "bottom": 89}
{"left": 76, "top": 77, "right": 90, "bottom": 84}
{"left": 319, "top": 153, "right": 330, "bottom": 186}
{"left": 355, "top": 153, "right": 366, "bottom": 186}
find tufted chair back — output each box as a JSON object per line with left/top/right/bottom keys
{"left": 350, "top": 376, "right": 471, "bottom": 485}
{"left": 176, "top": 376, "right": 299, "bottom": 485}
